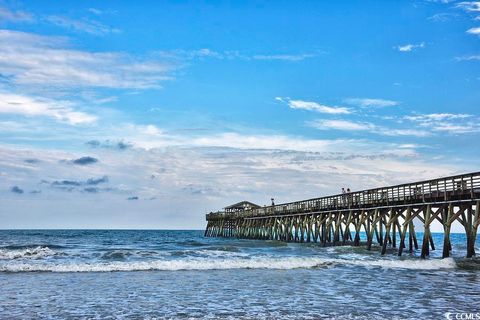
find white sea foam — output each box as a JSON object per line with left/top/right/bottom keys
{"left": 197, "top": 249, "right": 251, "bottom": 258}
{"left": 0, "top": 256, "right": 456, "bottom": 272}
{"left": 0, "top": 246, "right": 56, "bottom": 260}
{"left": 343, "top": 257, "right": 457, "bottom": 270}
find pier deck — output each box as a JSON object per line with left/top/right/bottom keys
{"left": 204, "top": 172, "right": 480, "bottom": 258}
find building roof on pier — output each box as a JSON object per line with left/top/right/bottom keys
{"left": 224, "top": 201, "right": 261, "bottom": 211}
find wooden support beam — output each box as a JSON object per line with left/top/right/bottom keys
{"left": 343, "top": 210, "right": 353, "bottom": 244}
{"left": 467, "top": 202, "right": 479, "bottom": 258}
{"left": 334, "top": 213, "right": 342, "bottom": 243}
{"left": 421, "top": 205, "right": 432, "bottom": 258}
{"left": 354, "top": 211, "right": 366, "bottom": 246}
{"left": 313, "top": 215, "right": 319, "bottom": 243}
{"left": 381, "top": 208, "right": 397, "bottom": 255}
{"left": 367, "top": 209, "right": 380, "bottom": 250}
{"left": 442, "top": 205, "right": 452, "bottom": 258}
{"left": 392, "top": 219, "right": 397, "bottom": 248}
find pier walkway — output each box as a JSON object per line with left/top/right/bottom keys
{"left": 204, "top": 172, "right": 480, "bottom": 258}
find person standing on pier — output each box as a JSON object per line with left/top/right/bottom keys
{"left": 342, "top": 188, "right": 346, "bottom": 205}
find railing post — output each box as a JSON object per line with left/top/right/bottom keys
{"left": 444, "top": 179, "right": 447, "bottom": 201}
{"left": 471, "top": 175, "right": 474, "bottom": 199}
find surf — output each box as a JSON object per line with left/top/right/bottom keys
{"left": 0, "top": 256, "right": 457, "bottom": 273}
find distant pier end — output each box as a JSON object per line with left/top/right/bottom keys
{"left": 205, "top": 172, "right": 480, "bottom": 258}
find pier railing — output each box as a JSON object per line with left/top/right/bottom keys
{"left": 206, "top": 171, "right": 480, "bottom": 220}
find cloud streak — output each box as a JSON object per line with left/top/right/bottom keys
{"left": 276, "top": 97, "right": 351, "bottom": 114}
{"left": 395, "top": 42, "right": 425, "bottom": 52}
{"left": 45, "top": 15, "right": 120, "bottom": 35}
{"left": 0, "top": 6, "right": 34, "bottom": 23}
{"left": 308, "top": 119, "right": 431, "bottom": 137}
{"left": 309, "top": 120, "right": 371, "bottom": 131}
{"left": 404, "top": 113, "right": 479, "bottom": 134}
{"left": 455, "top": 54, "right": 480, "bottom": 61}
{"left": 162, "top": 49, "right": 320, "bottom": 62}
{"left": 344, "top": 98, "right": 399, "bottom": 108}
{"left": 252, "top": 53, "right": 316, "bottom": 61}
{"left": 456, "top": 1, "right": 480, "bottom": 12}
{"left": 0, "top": 93, "right": 96, "bottom": 125}
{"left": 0, "top": 29, "right": 173, "bottom": 91}
{"left": 466, "top": 26, "right": 480, "bottom": 35}
{"left": 1, "top": 5, "right": 119, "bottom": 35}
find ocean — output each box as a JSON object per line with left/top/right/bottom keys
{"left": 0, "top": 230, "right": 479, "bottom": 319}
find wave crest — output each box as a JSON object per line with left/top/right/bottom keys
{"left": 0, "top": 246, "right": 57, "bottom": 260}
{"left": 0, "top": 256, "right": 456, "bottom": 273}
{"left": 101, "top": 250, "right": 132, "bottom": 260}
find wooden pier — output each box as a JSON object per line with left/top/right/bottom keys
{"left": 205, "top": 172, "right": 480, "bottom": 258}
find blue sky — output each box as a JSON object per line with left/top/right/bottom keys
{"left": 0, "top": 0, "right": 479, "bottom": 229}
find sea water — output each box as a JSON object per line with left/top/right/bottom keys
{"left": 0, "top": 230, "right": 479, "bottom": 319}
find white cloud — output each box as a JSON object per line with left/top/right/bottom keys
{"left": 404, "top": 113, "right": 480, "bottom": 134}
{"left": 395, "top": 42, "right": 425, "bottom": 52}
{"left": 88, "top": 8, "right": 103, "bottom": 15}
{"left": 138, "top": 124, "right": 163, "bottom": 136}
{"left": 161, "top": 49, "right": 320, "bottom": 62}
{"left": 309, "top": 119, "right": 371, "bottom": 131}
{"left": 456, "top": 1, "right": 480, "bottom": 12}
{"left": 0, "top": 6, "right": 34, "bottom": 23}
{"left": 45, "top": 15, "right": 120, "bottom": 35}
{"left": 190, "top": 132, "right": 343, "bottom": 152}
{"left": 309, "top": 119, "right": 431, "bottom": 137}
{"left": 404, "top": 113, "right": 470, "bottom": 121}
{"left": 91, "top": 96, "right": 118, "bottom": 104}
{"left": 0, "top": 6, "right": 117, "bottom": 34}
{"left": 428, "top": 13, "right": 458, "bottom": 22}
{"left": 252, "top": 53, "right": 316, "bottom": 61}
{"left": 190, "top": 48, "right": 223, "bottom": 58}
{"left": 103, "top": 124, "right": 359, "bottom": 153}
{"left": 466, "top": 27, "right": 480, "bottom": 35}
{"left": 0, "top": 93, "right": 96, "bottom": 125}
{"left": 381, "top": 129, "right": 431, "bottom": 137}
{"left": 427, "top": 0, "right": 455, "bottom": 3}
{"left": 276, "top": 97, "right": 351, "bottom": 114}
{"left": 344, "top": 98, "right": 399, "bottom": 108}
{"left": 0, "top": 29, "right": 173, "bottom": 91}
{"left": 309, "top": 113, "right": 480, "bottom": 137}
{"left": 455, "top": 54, "right": 480, "bottom": 61}
{"left": 0, "top": 115, "right": 423, "bottom": 155}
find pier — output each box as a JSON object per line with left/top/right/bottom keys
{"left": 205, "top": 172, "right": 480, "bottom": 258}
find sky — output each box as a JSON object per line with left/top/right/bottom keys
{"left": 0, "top": 0, "right": 479, "bottom": 229}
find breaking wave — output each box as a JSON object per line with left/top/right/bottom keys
{"left": 101, "top": 250, "right": 133, "bottom": 260}
{"left": 2, "top": 244, "right": 65, "bottom": 250}
{"left": 0, "top": 246, "right": 57, "bottom": 260}
{"left": 0, "top": 256, "right": 456, "bottom": 273}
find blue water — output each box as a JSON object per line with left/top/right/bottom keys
{"left": 0, "top": 230, "right": 479, "bottom": 319}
